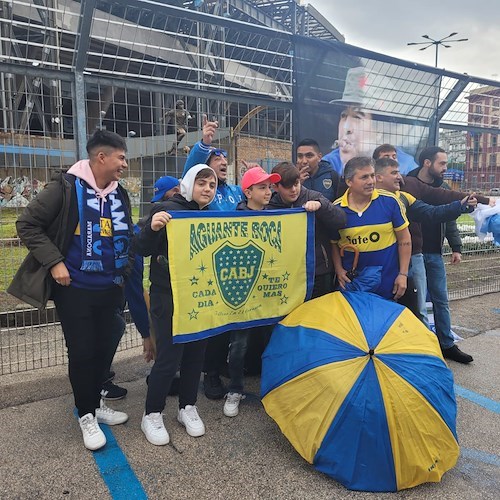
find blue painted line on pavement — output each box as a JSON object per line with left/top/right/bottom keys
{"left": 74, "top": 410, "right": 147, "bottom": 499}
{"left": 461, "top": 448, "right": 500, "bottom": 467}
{"left": 94, "top": 425, "right": 147, "bottom": 500}
{"left": 454, "top": 384, "right": 500, "bottom": 414}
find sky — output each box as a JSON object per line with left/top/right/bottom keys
{"left": 307, "top": 0, "right": 500, "bottom": 81}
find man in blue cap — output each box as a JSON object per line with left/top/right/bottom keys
{"left": 151, "top": 176, "right": 180, "bottom": 203}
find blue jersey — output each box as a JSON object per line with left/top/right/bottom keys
{"left": 182, "top": 141, "right": 243, "bottom": 210}
{"left": 333, "top": 189, "right": 408, "bottom": 299}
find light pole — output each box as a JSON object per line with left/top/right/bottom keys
{"left": 407, "top": 33, "right": 468, "bottom": 68}
{"left": 408, "top": 33, "right": 468, "bottom": 145}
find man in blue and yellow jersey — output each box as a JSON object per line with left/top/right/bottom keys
{"left": 332, "top": 156, "right": 411, "bottom": 300}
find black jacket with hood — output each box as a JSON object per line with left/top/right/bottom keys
{"left": 268, "top": 186, "right": 346, "bottom": 276}
{"left": 301, "top": 160, "right": 340, "bottom": 202}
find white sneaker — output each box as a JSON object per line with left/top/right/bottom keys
{"left": 141, "top": 412, "right": 169, "bottom": 446}
{"left": 95, "top": 399, "right": 129, "bottom": 425}
{"left": 177, "top": 405, "right": 205, "bottom": 437}
{"left": 79, "top": 413, "right": 106, "bottom": 451}
{"left": 223, "top": 392, "right": 245, "bottom": 417}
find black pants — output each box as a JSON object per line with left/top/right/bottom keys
{"left": 312, "top": 272, "right": 334, "bottom": 299}
{"left": 203, "top": 330, "right": 229, "bottom": 375}
{"left": 53, "top": 285, "right": 124, "bottom": 417}
{"left": 102, "top": 310, "right": 126, "bottom": 385}
{"left": 397, "top": 276, "right": 420, "bottom": 318}
{"left": 146, "top": 291, "right": 207, "bottom": 414}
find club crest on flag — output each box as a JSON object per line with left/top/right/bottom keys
{"left": 213, "top": 241, "right": 263, "bottom": 309}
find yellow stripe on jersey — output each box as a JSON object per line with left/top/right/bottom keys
{"left": 335, "top": 222, "right": 397, "bottom": 253}
{"left": 398, "top": 191, "right": 416, "bottom": 205}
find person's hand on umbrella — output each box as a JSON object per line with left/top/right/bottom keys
{"left": 336, "top": 267, "right": 352, "bottom": 290}
{"left": 392, "top": 273, "right": 407, "bottom": 300}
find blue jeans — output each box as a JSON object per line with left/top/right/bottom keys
{"left": 228, "top": 329, "right": 250, "bottom": 393}
{"left": 409, "top": 253, "right": 430, "bottom": 328}
{"left": 423, "top": 253, "right": 455, "bottom": 349}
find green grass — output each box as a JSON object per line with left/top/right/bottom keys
{"left": 456, "top": 213, "right": 474, "bottom": 225}
{"left": 0, "top": 244, "right": 28, "bottom": 292}
{"left": 0, "top": 208, "right": 22, "bottom": 239}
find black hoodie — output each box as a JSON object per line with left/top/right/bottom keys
{"left": 268, "top": 186, "right": 346, "bottom": 276}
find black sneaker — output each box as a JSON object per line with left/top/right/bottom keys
{"left": 204, "top": 373, "right": 225, "bottom": 400}
{"left": 442, "top": 345, "right": 473, "bottom": 364}
{"left": 102, "top": 370, "right": 116, "bottom": 384}
{"left": 100, "top": 380, "right": 128, "bottom": 400}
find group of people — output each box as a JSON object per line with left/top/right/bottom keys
{"left": 8, "top": 116, "right": 493, "bottom": 451}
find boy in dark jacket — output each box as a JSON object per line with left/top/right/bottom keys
{"left": 9, "top": 130, "right": 133, "bottom": 451}
{"left": 134, "top": 164, "right": 217, "bottom": 446}
{"left": 269, "top": 162, "right": 347, "bottom": 298}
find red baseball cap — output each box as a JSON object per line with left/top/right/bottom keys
{"left": 241, "top": 167, "right": 281, "bottom": 190}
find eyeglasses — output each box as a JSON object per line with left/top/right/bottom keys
{"left": 210, "top": 148, "right": 228, "bottom": 158}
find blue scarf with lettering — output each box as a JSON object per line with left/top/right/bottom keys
{"left": 75, "top": 178, "right": 130, "bottom": 285}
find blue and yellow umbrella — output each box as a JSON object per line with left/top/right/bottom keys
{"left": 261, "top": 291, "right": 459, "bottom": 492}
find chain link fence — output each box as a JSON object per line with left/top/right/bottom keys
{"left": 1, "top": 0, "right": 499, "bottom": 375}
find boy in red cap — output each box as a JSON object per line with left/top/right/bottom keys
{"left": 237, "top": 167, "right": 281, "bottom": 211}
{"left": 222, "top": 167, "right": 281, "bottom": 418}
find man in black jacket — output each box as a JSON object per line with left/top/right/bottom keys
{"left": 9, "top": 130, "right": 133, "bottom": 449}
{"left": 408, "top": 147, "right": 473, "bottom": 364}
{"left": 269, "top": 162, "right": 346, "bottom": 298}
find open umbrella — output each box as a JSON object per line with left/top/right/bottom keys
{"left": 339, "top": 244, "right": 382, "bottom": 293}
{"left": 261, "top": 291, "right": 459, "bottom": 492}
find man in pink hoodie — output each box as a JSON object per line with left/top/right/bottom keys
{"left": 9, "top": 130, "right": 134, "bottom": 451}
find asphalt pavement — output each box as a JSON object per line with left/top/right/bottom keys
{"left": 0, "top": 294, "right": 499, "bottom": 500}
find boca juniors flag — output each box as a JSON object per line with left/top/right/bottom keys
{"left": 166, "top": 209, "right": 315, "bottom": 343}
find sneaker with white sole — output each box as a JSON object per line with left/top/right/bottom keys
{"left": 79, "top": 413, "right": 106, "bottom": 451}
{"left": 223, "top": 392, "right": 245, "bottom": 417}
{"left": 95, "top": 399, "right": 129, "bottom": 425}
{"left": 141, "top": 412, "right": 169, "bottom": 446}
{"left": 100, "top": 380, "right": 128, "bottom": 401}
{"left": 177, "top": 405, "right": 205, "bottom": 437}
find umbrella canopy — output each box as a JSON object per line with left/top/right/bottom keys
{"left": 340, "top": 244, "right": 382, "bottom": 293}
{"left": 261, "top": 291, "right": 459, "bottom": 492}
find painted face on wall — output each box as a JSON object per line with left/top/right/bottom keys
{"left": 337, "top": 106, "right": 377, "bottom": 164}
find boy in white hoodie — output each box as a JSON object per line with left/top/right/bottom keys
{"left": 134, "top": 164, "right": 218, "bottom": 446}
{"left": 9, "top": 130, "right": 134, "bottom": 451}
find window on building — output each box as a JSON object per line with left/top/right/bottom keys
{"left": 493, "top": 135, "right": 498, "bottom": 147}
{"left": 489, "top": 154, "right": 497, "bottom": 167}
{"left": 472, "top": 175, "right": 478, "bottom": 188}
